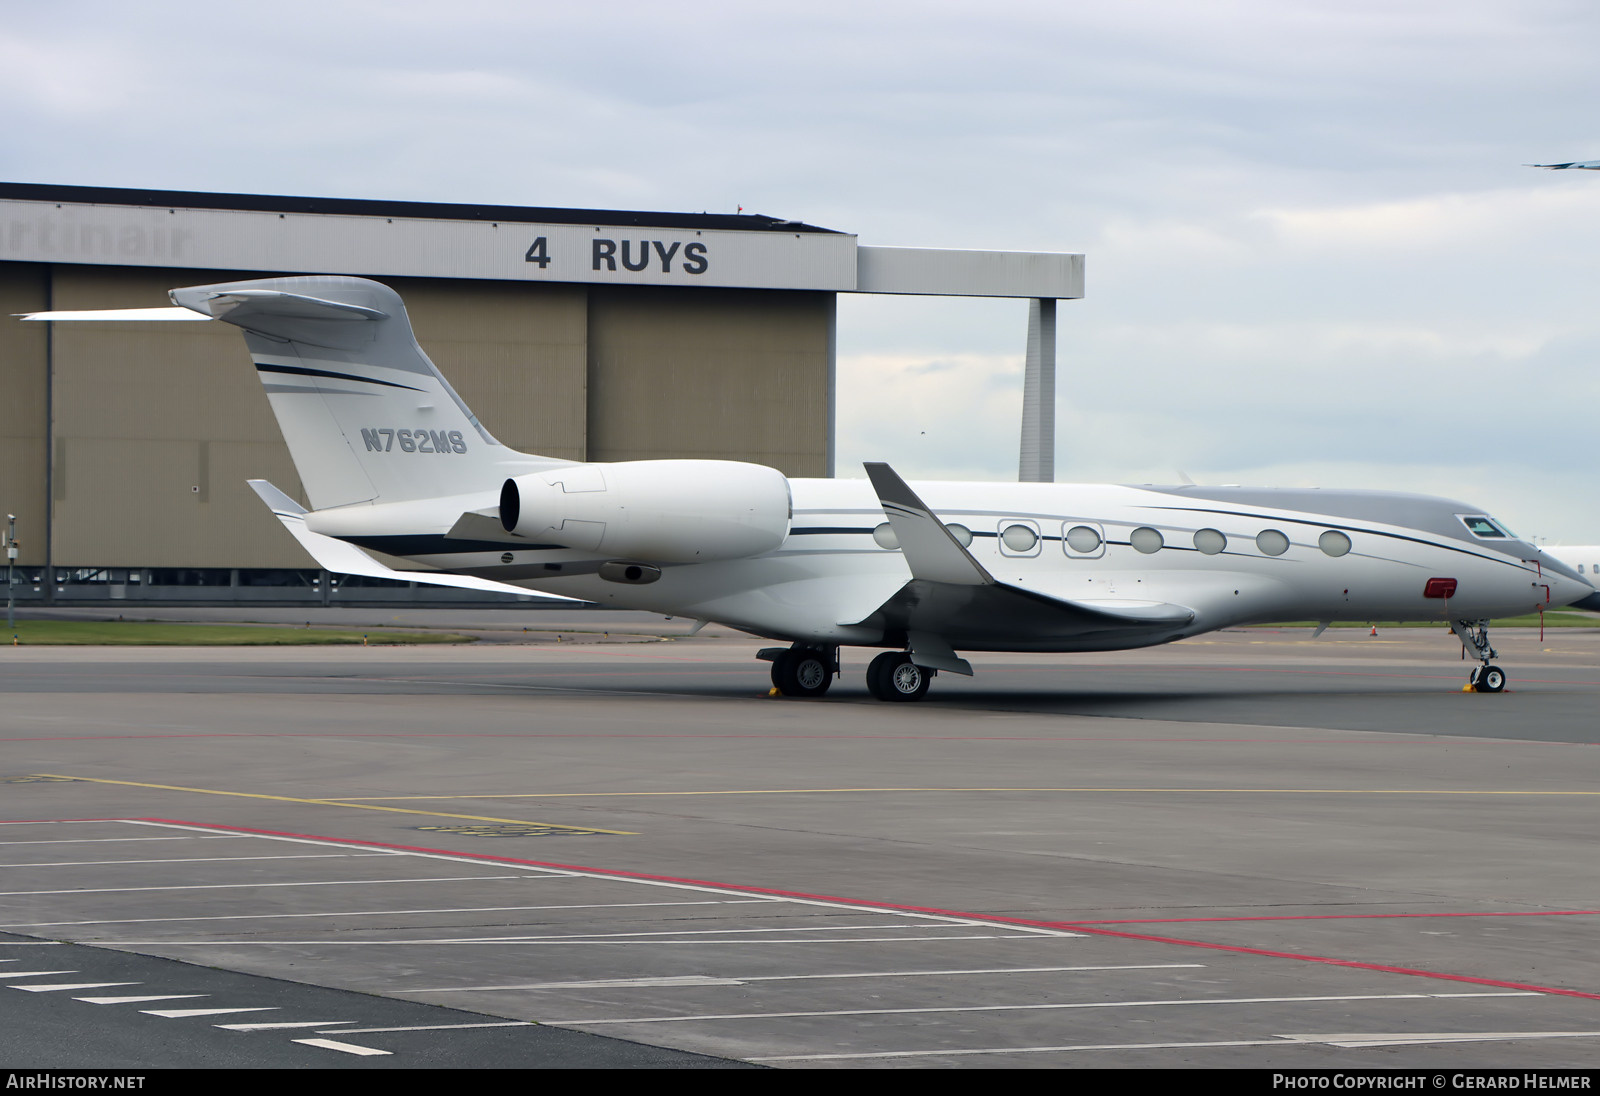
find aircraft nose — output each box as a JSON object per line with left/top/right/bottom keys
{"left": 1535, "top": 553, "right": 1597, "bottom": 610}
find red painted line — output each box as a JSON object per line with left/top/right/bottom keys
{"left": 1051, "top": 923, "right": 1600, "bottom": 1002}
{"left": 130, "top": 817, "right": 1600, "bottom": 1003}
{"left": 1074, "top": 909, "right": 1600, "bottom": 925}
{"left": 127, "top": 818, "right": 1085, "bottom": 930}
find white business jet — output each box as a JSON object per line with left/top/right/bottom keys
{"left": 24, "top": 276, "right": 1595, "bottom": 698}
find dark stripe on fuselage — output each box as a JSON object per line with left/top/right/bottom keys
{"left": 255, "top": 363, "right": 426, "bottom": 393}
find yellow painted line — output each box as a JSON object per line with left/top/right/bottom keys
{"left": 324, "top": 786, "right": 1600, "bottom": 800}
{"left": 31, "top": 774, "right": 636, "bottom": 834}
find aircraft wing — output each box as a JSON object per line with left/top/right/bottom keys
{"left": 852, "top": 464, "right": 1194, "bottom": 669}
{"left": 1528, "top": 161, "right": 1600, "bottom": 170}
{"left": 248, "top": 480, "right": 579, "bottom": 600}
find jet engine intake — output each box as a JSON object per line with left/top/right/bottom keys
{"left": 500, "top": 459, "right": 791, "bottom": 563}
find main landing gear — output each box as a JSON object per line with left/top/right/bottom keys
{"left": 1451, "top": 619, "right": 1506, "bottom": 693}
{"left": 865, "top": 651, "right": 932, "bottom": 702}
{"left": 757, "top": 646, "right": 937, "bottom": 701}
{"left": 761, "top": 645, "right": 838, "bottom": 698}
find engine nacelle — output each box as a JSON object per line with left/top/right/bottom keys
{"left": 499, "top": 460, "right": 791, "bottom": 563}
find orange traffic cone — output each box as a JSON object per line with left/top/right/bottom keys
{"left": 1369, "top": 625, "right": 1378, "bottom": 636}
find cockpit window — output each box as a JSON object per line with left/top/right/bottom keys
{"left": 1459, "top": 515, "right": 1509, "bottom": 538}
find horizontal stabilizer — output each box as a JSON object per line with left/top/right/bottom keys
{"left": 248, "top": 480, "right": 579, "bottom": 601}
{"left": 17, "top": 307, "right": 211, "bottom": 322}
{"left": 174, "top": 287, "right": 386, "bottom": 325}
{"left": 170, "top": 285, "right": 386, "bottom": 350}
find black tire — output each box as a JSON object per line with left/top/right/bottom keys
{"left": 866, "top": 651, "right": 898, "bottom": 700}
{"left": 1476, "top": 665, "right": 1506, "bottom": 693}
{"left": 772, "top": 648, "right": 833, "bottom": 697}
{"left": 867, "top": 651, "right": 930, "bottom": 702}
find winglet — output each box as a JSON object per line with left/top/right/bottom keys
{"left": 863, "top": 462, "right": 992, "bottom": 586}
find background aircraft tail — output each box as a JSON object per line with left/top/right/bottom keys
{"left": 171, "top": 275, "right": 566, "bottom": 510}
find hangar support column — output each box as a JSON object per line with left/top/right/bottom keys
{"left": 1018, "top": 297, "right": 1055, "bottom": 483}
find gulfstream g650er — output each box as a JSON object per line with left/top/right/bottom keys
{"left": 27, "top": 276, "right": 1594, "bottom": 699}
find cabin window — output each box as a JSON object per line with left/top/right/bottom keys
{"left": 999, "top": 522, "right": 1040, "bottom": 555}
{"left": 1130, "top": 527, "right": 1164, "bottom": 554}
{"left": 872, "top": 522, "right": 899, "bottom": 550}
{"left": 1065, "top": 525, "right": 1102, "bottom": 553}
{"left": 1256, "top": 529, "right": 1289, "bottom": 556}
{"left": 944, "top": 523, "right": 972, "bottom": 547}
{"left": 1319, "top": 530, "right": 1352, "bottom": 557}
{"left": 1193, "top": 528, "right": 1227, "bottom": 555}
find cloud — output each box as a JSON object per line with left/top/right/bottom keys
{"left": 7, "top": 1, "right": 1600, "bottom": 541}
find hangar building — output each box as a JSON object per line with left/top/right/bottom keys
{"left": 0, "top": 183, "right": 1081, "bottom": 605}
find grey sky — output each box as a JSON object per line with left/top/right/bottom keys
{"left": 6, "top": 1, "right": 1600, "bottom": 538}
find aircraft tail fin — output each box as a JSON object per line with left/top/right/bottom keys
{"left": 172, "top": 276, "right": 567, "bottom": 510}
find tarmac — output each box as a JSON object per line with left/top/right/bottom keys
{"left": 2, "top": 613, "right": 1599, "bottom": 1069}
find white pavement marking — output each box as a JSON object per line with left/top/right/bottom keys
{"left": 323, "top": 1022, "right": 535, "bottom": 1034}
{"left": 123, "top": 819, "right": 1074, "bottom": 936}
{"left": 551, "top": 991, "right": 1540, "bottom": 1026}
{"left": 11, "top": 982, "right": 140, "bottom": 993}
{"left": 0, "top": 820, "right": 121, "bottom": 826}
{"left": 1, "top": 972, "right": 78, "bottom": 979}
{"left": 757, "top": 1039, "right": 1296, "bottom": 1061}
{"left": 0, "top": 854, "right": 398, "bottom": 868}
{"left": 1281, "top": 1031, "right": 1600, "bottom": 1049}
{"left": 218, "top": 1021, "right": 356, "bottom": 1031}
{"left": 436, "top": 975, "right": 746, "bottom": 991}
{"left": 76, "top": 995, "right": 209, "bottom": 1005}
{"left": 428, "top": 923, "right": 1009, "bottom": 942}
{"left": 0, "top": 836, "right": 250, "bottom": 845}
{"left": 410, "top": 964, "right": 1206, "bottom": 993}
{"left": 0, "top": 898, "right": 774, "bottom": 930}
{"left": 0, "top": 875, "right": 523, "bottom": 895}
{"left": 293, "top": 1038, "right": 391, "bottom": 1057}
{"left": 756, "top": 1031, "right": 1600, "bottom": 1062}
{"left": 96, "top": 933, "right": 1031, "bottom": 947}
{"left": 142, "top": 1007, "right": 280, "bottom": 1018}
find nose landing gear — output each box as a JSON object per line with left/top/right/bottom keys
{"left": 1451, "top": 620, "right": 1506, "bottom": 693}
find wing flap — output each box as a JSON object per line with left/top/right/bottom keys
{"left": 850, "top": 579, "right": 1194, "bottom": 646}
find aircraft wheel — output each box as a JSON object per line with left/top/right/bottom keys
{"left": 772, "top": 648, "right": 833, "bottom": 697}
{"left": 1475, "top": 665, "right": 1506, "bottom": 693}
{"left": 865, "top": 652, "right": 896, "bottom": 700}
{"left": 867, "top": 651, "right": 930, "bottom": 702}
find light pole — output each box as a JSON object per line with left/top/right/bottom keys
{"left": 6, "top": 514, "right": 15, "bottom": 634}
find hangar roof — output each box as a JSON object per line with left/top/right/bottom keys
{"left": 0, "top": 182, "right": 844, "bottom": 235}
{"left": 0, "top": 182, "right": 1082, "bottom": 299}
